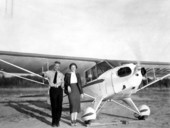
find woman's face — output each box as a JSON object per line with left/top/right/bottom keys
{"left": 71, "top": 65, "right": 77, "bottom": 72}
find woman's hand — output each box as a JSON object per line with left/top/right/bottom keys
{"left": 81, "top": 93, "right": 84, "bottom": 99}
{"left": 68, "top": 86, "right": 71, "bottom": 93}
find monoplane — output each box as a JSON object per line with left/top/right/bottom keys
{"left": 0, "top": 50, "right": 170, "bottom": 125}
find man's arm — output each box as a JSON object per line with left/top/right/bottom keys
{"left": 41, "top": 71, "right": 46, "bottom": 77}
{"left": 61, "top": 74, "right": 64, "bottom": 89}
{"left": 64, "top": 73, "right": 69, "bottom": 95}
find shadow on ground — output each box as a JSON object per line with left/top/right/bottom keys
{"left": 5, "top": 100, "right": 73, "bottom": 126}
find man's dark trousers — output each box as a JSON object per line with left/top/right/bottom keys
{"left": 50, "top": 86, "right": 63, "bottom": 125}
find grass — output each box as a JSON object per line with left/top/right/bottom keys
{"left": 0, "top": 87, "right": 48, "bottom": 97}
{"left": 0, "top": 76, "right": 48, "bottom": 88}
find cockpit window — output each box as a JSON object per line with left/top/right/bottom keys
{"left": 117, "top": 67, "right": 132, "bottom": 77}
{"left": 85, "top": 61, "right": 112, "bottom": 83}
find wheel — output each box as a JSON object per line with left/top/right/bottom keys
{"left": 138, "top": 115, "right": 148, "bottom": 120}
{"left": 84, "top": 120, "right": 91, "bottom": 127}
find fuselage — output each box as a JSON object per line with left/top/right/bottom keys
{"left": 83, "top": 63, "right": 143, "bottom": 100}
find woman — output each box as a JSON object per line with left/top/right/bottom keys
{"left": 64, "top": 63, "right": 84, "bottom": 126}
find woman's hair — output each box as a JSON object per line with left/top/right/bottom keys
{"left": 54, "top": 61, "right": 61, "bottom": 64}
{"left": 69, "top": 63, "right": 78, "bottom": 69}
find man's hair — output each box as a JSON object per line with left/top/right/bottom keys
{"left": 54, "top": 61, "right": 61, "bottom": 64}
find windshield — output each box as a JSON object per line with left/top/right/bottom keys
{"left": 85, "top": 61, "right": 112, "bottom": 83}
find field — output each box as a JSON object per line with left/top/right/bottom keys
{"left": 0, "top": 87, "right": 170, "bottom": 128}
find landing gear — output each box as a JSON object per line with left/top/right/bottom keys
{"left": 134, "top": 104, "right": 150, "bottom": 120}
{"left": 134, "top": 105, "right": 151, "bottom": 120}
{"left": 82, "top": 107, "right": 96, "bottom": 127}
{"left": 84, "top": 120, "right": 92, "bottom": 127}
{"left": 134, "top": 113, "right": 149, "bottom": 120}
{"left": 137, "top": 115, "right": 147, "bottom": 120}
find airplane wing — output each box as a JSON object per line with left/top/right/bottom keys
{"left": 142, "top": 64, "right": 170, "bottom": 78}
{"left": 1, "top": 50, "right": 170, "bottom": 87}
{"left": 1, "top": 50, "right": 170, "bottom": 76}
{"left": 0, "top": 50, "right": 99, "bottom": 77}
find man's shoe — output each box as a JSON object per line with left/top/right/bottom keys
{"left": 56, "top": 122, "right": 60, "bottom": 127}
{"left": 52, "top": 123, "right": 56, "bottom": 127}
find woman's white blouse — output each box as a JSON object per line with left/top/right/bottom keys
{"left": 70, "top": 72, "right": 78, "bottom": 84}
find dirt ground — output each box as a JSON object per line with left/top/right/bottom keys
{"left": 0, "top": 88, "right": 170, "bottom": 128}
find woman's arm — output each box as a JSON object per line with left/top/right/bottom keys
{"left": 64, "top": 73, "right": 69, "bottom": 95}
{"left": 77, "top": 73, "right": 83, "bottom": 94}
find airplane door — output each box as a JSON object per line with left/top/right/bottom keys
{"left": 111, "top": 66, "right": 132, "bottom": 94}
{"left": 100, "top": 72, "right": 115, "bottom": 97}
{"left": 112, "top": 73, "right": 125, "bottom": 93}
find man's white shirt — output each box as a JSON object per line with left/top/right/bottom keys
{"left": 44, "top": 70, "right": 64, "bottom": 88}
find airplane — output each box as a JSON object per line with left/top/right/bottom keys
{"left": 0, "top": 50, "right": 170, "bottom": 126}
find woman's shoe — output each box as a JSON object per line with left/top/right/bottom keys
{"left": 74, "top": 120, "right": 77, "bottom": 126}
{"left": 70, "top": 120, "right": 74, "bottom": 126}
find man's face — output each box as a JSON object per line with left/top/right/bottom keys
{"left": 54, "top": 63, "right": 60, "bottom": 71}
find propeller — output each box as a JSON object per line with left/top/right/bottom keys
{"left": 128, "top": 42, "right": 146, "bottom": 76}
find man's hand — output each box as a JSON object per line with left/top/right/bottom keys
{"left": 40, "top": 72, "right": 45, "bottom": 77}
{"left": 60, "top": 82, "right": 64, "bottom": 89}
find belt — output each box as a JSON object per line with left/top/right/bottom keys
{"left": 50, "top": 86, "right": 61, "bottom": 88}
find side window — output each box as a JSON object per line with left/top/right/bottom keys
{"left": 117, "top": 67, "right": 132, "bottom": 77}
{"left": 85, "top": 61, "right": 113, "bottom": 83}
{"left": 91, "top": 66, "right": 98, "bottom": 80}
{"left": 85, "top": 70, "right": 92, "bottom": 83}
{"left": 97, "top": 67, "right": 103, "bottom": 77}
{"left": 85, "top": 66, "right": 98, "bottom": 83}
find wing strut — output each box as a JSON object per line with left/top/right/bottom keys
{"left": 93, "top": 97, "right": 104, "bottom": 112}
{"left": 111, "top": 98, "right": 140, "bottom": 114}
{"left": 136, "top": 73, "right": 170, "bottom": 92}
{"left": 84, "top": 93, "right": 96, "bottom": 102}
{"left": 0, "top": 59, "right": 45, "bottom": 79}
{"left": 0, "top": 70, "right": 48, "bottom": 86}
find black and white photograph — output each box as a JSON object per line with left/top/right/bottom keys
{"left": 0, "top": 0, "right": 170, "bottom": 128}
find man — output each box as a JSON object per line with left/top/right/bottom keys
{"left": 43, "top": 61, "right": 64, "bottom": 127}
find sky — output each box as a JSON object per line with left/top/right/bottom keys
{"left": 0, "top": 0, "right": 170, "bottom": 62}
